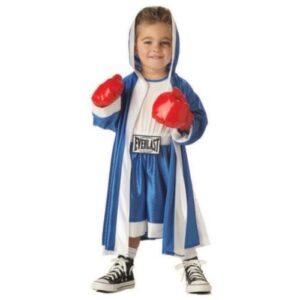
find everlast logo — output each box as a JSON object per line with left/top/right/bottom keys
{"left": 133, "top": 135, "right": 161, "bottom": 154}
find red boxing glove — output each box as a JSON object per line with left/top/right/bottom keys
{"left": 152, "top": 87, "right": 194, "bottom": 131}
{"left": 91, "top": 74, "right": 124, "bottom": 107}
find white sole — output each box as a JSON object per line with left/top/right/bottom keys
{"left": 92, "top": 280, "right": 135, "bottom": 293}
{"left": 187, "top": 283, "right": 212, "bottom": 294}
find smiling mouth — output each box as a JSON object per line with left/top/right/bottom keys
{"left": 149, "top": 56, "right": 163, "bottom": 59}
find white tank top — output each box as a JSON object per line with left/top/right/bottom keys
{"left": 133, "top": 78, "right": 171, "bottom": 140}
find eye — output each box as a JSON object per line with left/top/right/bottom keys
{"left": 160, "top": 41, "right": 171, "bottom": 47}
{"left": 143, "top": 40, "right": 152, "bottom": 45}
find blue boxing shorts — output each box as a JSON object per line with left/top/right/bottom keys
{"left": 129, "top": 142, "right": 171, "bottom": 239}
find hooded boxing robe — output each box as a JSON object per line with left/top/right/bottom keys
{"left": 92, "top": 13, "right": 210, "bottom": 257}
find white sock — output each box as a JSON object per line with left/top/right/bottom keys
{"left": 128, "top": 247, "right": 137, "bottom": 259}
{"left": 182, "top": 248, "right": 198, "bottom": 261}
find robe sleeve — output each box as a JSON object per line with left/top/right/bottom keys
{"left": 91, "top": 73, "right": 137, "bottom": 133}
{"left": 92, "top": 96, "right": 122, "bottom": 132}
{"left": 172, "top": 78, "right": 208, "bottom": 145}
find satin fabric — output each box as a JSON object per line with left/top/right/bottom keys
{"left": 93, "top": 71, "right": 210, "bottom": 256}
{"left": 129, "top": 144, "right": 171, "bottom": 224}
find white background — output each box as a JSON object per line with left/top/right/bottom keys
{"left": 1, "top": 0, "right": 300, "bottom": 299}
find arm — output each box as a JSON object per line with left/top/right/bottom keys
{"left": 171, "top": 80, "right": 208, "bottom": 145}
{"left": 91, "top": 74, "right": 123, "bottom": 132}
{"left": 152, "top": 83, "right": 208, "bottom": 146}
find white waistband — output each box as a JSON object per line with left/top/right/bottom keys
{"left": 132, "top": 133, "right": 171, "bottom": 145}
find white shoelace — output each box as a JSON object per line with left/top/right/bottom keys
{"left": 104, "top": 257, "right": 129, "bottom": 280}
{"left": 175, "top": 259, "right": 207, "bottom": 282}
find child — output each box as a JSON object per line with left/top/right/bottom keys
{"left": 91, "top": 6, "right": 211, "bottom": 294}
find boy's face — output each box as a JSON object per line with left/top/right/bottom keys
{"left": 135, "top": 22, "right": 172, "bottom": 79}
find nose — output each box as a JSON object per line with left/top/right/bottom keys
{"left": 152, "top": 42, "right": 161, "bottom": 51}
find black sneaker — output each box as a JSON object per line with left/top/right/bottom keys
{"left": 182, "top": 257, "right": 211, "bottom": 294}
{"left": 92, "top": 255, "right": 135, "bottom": 293}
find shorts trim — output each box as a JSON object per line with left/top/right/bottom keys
{"left": 129, "top": 221, "right": 163, "bottom": 238}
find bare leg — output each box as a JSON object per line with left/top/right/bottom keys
{"left": 129, "top": 237, "right": 141, "bottom": 249}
